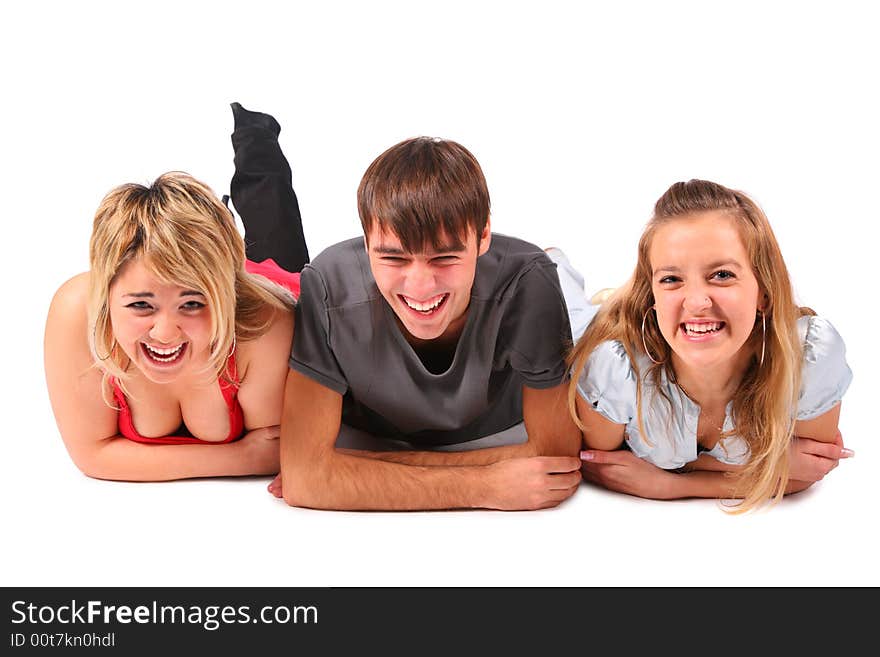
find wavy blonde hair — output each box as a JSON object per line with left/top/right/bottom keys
{"left": 567, "top": 180, "right": 811, "bottom": 512}
{"left": 88, "top": 172, "right": 294, "bottom": 400}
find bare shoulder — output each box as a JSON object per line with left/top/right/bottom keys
{"left": 45, "top": 271, "right": 118, "bottom": 460}
{"left": 46, "top": 272, "right": 90, "bottom": 355}
{"left": 49, "top": 272, "right": 90, "bottom": 318}
{"left": 236, "top": 306, "right": 294, "bottom": 381}
{"left": 236, "top": 306, "right": 294, "bottom": 428}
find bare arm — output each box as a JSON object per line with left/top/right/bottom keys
{"left": 45, "top": 274, "right": 277, "bottom": 481}
{"left": 236, "top": 306, "right": 294, "bottom": 432}
{"left": 342, "top": 382, "right": 581, "bottom": 466}
{"left": 795, "top": 403, "right": 842, "bottom": 443}
{"left": 582, "top": 404, "right": 850, "bottom": 500}
{"left": 682, "top": 403, "right": 849, "bottom": 489}
{"left": 575, "top": 396, "right": 627, "bottom": 451}
{"left": 279, "top": 370, "right": 581, "bottom": 510}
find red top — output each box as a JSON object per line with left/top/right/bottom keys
{"left": 112, "top": 258, "right": 300, "bottom": 444}
{"left": 245, "top": 257, "right": 301, "bottom": 298}
{"left": 112, "top": 355, "right": 244, "bottom": 445}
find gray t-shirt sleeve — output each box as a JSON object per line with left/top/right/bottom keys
{"left": 499, "top": 260, "right": 573, "bottom": 390}
{"left": 289, "top": 265, "right": 349, "bottom": 395}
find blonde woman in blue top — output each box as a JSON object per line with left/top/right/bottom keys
{"left": 565, "top": 179, "right": 853, "bottom": 512}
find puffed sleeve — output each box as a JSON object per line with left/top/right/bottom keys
{"left": 575, "top": 340, "right": 637, "bottom": 424}
{"left": 797, "top": 316, "right": 853, "bottom": 421}
{"left": 289, "top": 264, "right": 349, "bottom": 395}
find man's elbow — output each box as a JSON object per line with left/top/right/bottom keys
{"left": 281, "top": 484, "right": 321, "bottom": 509}
{"left": 279, "top": 458, "right": 334, "bottom": 509}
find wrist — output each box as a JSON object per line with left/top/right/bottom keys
{"left": 237, "top": 434, "right": 278, "bottom": 477}
{"left": 472, "top": 463, "right": 496, "bottom": 510}
{"left": 229, "top": 439, "right": 252, "bottom": 476}
{"left": 664, "top": 471, "right": 689, "bottom": 499}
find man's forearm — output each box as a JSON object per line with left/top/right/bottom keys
{"left": 282, "top": 450, "right": 492, "bottom": 510}
{"left": 337, "top": 440, "right": 537, "bottom": 466}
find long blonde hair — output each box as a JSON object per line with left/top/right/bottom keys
{"left": 567, "top": 180, "right": 810, "bottom": 512}
{"left": 88, "top": 172, "right": 294, "bottom": 399}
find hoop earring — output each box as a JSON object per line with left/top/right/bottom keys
{"left": 641, "top": 307, "right": 663, "bottom": 365}
{"left": 759, "top": 311, "right": 766, "bottom": 367}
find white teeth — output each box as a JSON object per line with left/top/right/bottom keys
{"left": 144, "top": 343, "right": 184, "bottom": 362}
{"left": 403, "top": 294, "right": 446, "bottom": 312}
{"left": 684, "top": 322, "right": 722, "bottom": 334}
{"left": 147, "top": 345, "right": 182, "bottom": 356}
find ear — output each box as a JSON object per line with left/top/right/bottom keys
{"left": 477, "top": 216, "right": 492, "bottom": 256}
{"left": 756, "top": 289, "right": 769, "bottom": 313}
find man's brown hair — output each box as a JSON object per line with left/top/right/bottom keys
{"left": 357, "top": 137, "right": 490, "bottom": 252}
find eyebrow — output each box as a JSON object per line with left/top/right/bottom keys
{"left": 372, "top": 244, "right": 465, "bottom": 256}
{"left": 122, "top": 290, "right": 205, "bottom": 299}
{"left": 654, "top": 260, "right": 744, "bottom": 274}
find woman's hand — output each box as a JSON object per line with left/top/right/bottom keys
{"left": 238, "top": 425, "right": 281, "bottom": 475}
{"left": 268, "top": 473, "right": 283, "bottom": 498}
{"left": 580, "top": 449, "right": 682, "bottom": 499}
{"left": 788, "top": 431, "right": 852, "bottom": 483}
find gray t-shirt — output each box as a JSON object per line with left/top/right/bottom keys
{"left": 290, "top": 233, "right": 572, "bottom": 447}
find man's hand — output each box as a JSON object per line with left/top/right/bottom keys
{"left": 580, "top": 449, "right": 681, "bottom": 499}
{"left": 483, "top": 456, "right": 581, "bottom": 510}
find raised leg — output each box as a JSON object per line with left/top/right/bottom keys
{"left": 229, "top": 102, "right": 310, "bottom": 272}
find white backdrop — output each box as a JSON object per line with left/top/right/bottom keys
{"left": 3, "top": 0, "right": 877, "bottom": 587}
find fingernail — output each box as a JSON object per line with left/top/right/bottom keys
{"left": 841, "top": 448, "right": 855, "bottom": 458}
{"left": 579, "top": 450, "right": 594, "bottom": 461}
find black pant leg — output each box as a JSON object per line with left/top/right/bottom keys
{"left": 229, "top": 102, "right": 310, "bottom": 272}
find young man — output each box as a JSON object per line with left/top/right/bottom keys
{"left": 230, "top": 105, "right": 583, "bottom": 511}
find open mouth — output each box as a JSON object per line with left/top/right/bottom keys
{"left": 681, "top": 321, "right": 725, "bottom": 337}
{"left": 399, "top": 293, "right": 449, "bottom": 317}
{"left": 140, "top": 342, "right": 188, "bottom": 365}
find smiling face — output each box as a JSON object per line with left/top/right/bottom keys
{"left": 108, "top": 257, "right": 213, "bottom": 384}
{"left": 366, "top": 222, "right": 491, "bottom": 343}
{"left": 649, "top": 211, "right": 763, "bottom": 373}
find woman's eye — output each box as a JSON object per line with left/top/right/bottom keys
{"left": 125, "top": 301, "right": 152, "bottom": 310}
{"left": 659, "top": 276, "right": 680, "bottom": 284}
{"left": 181, "top": 301, "right": 206, "bottom": 310}
{"left": 712, "top": 270, "right": 735, "bottom": 281}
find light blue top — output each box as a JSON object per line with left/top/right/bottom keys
{"left": 575, "top": 315, "right": 853, "bottom": 469}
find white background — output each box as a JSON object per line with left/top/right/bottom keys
{"left": 2, "top": 1, "right": 877, "bottom": 587}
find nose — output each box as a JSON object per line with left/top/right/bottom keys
{"left": 405, "top": 262, "right": 437, "bottom": 299}
{"left": 682, "top": 286, "right": 712, "bottom": 313}
{"left": 148, "top": 311, "right": 180, "bottom": 344}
